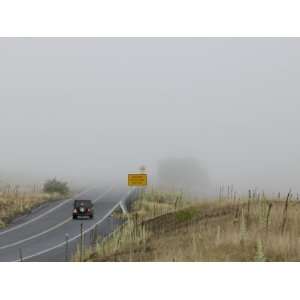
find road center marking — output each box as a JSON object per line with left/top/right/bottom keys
{"left": 0, "top": 218, "right": 72, "bottom": 251}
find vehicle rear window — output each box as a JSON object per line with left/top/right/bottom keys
{"left": 74, "top": 200, "right": 93, "bottom": 208}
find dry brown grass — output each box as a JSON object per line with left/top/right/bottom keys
{"left": 0, "top": 184, "right": 64, "bottom": 228}
{"left": 79, "top": 189, "right": 300, "bottom": 262}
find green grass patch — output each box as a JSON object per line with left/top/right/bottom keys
{"left": 175, "top": 207, "right": 198, "bottom": 222}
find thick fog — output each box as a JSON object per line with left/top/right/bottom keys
{"left": 1, "top": 38, "right": 300, "bottom": 195}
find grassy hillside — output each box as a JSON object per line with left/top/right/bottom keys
{"left": 78, "top": 189, "right": 300, "bottom": 262}
{"left": 0, "top": 184, "right": 66, "bottom": 228}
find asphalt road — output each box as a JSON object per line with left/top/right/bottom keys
{"left": 0, "top": 185, "right": 132, "bottom": 262}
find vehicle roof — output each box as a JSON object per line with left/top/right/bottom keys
{"left": 74, "top": 199, "right": 93, "bottom": 206}
{"left": 74, "top": 199, "right": 92, "bottom": 202}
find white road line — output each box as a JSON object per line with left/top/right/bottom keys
{"left": 0, "top": 218, "right": 72, "bottom": 251}
{"left": 0, "top": 187, "right": 113, "bottom": 250}
{"left": 93, "top": 187, "right": 113, "bottom": 203}
{"left": 0, "top": 187, "right": 96, "bottom": 237}
{"left": 18, "top": 190, "right": 131, "bottom": 262}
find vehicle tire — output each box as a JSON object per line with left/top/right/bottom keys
{"left": 90, "top": 215, "right": 93, "bottom": 219}
{"left": 73, "top": 215, "right": 77, "bottom": 220}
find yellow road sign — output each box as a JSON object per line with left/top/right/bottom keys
{"left": 128, "top": 174, "right": 148, "bottom": 187}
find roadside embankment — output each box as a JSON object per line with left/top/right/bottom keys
{"left": 0, "top": 185, "right": 69, "bottom": 228}
{"left": 76, "top": 189, "right": 300, "bottom": 262}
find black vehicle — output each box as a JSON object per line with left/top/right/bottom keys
{"left": 73, "top": 200, "right": 94, "bottom": 219}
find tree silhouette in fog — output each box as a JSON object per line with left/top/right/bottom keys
{"left": 157, "top": 157, "right": 210, "bottom": 196}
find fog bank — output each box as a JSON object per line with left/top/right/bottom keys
{"left": 1, "top": 38, "right": 300, "bottom": 194}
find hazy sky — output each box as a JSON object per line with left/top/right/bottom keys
{"left": 0, "top": 38, "right": 300, "bottom": 193}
